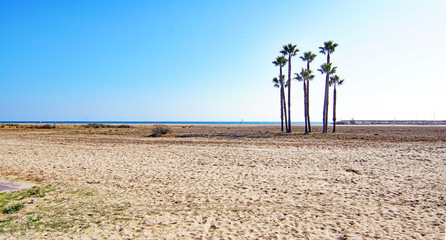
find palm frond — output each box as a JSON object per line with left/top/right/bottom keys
{"left": 330, "top": 75, "right": 339, "bottom": 81}
{"left": 319, "top": 46, "right": 326, "bottom": 54}
{"left": 294, "top": 72, "right": 303, "bottom": 81}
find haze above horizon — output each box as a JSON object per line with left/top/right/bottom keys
{"left": 1, "top": 0, "right": 445, "bottom": 122}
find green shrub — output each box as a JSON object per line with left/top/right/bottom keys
{"left": 151, "top": 124, "right": 171, "bottom": 137}
{"left": 2, "top": 203, "right": 24, "bottom": 214}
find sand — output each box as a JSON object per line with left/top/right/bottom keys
{"left": 0, "top": 124, "right": 445, "bottom": 239}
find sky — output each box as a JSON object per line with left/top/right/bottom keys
{"left": 1, "top": 0, "right": 445, "bottom": 121}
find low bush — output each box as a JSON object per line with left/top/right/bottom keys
{"left": 151, "top": 124, "right": 171, "bottom": 137}
{"left": 34, "top": 124, "right": 56, "bottom": 129}
{"left": 84, "top": 123, "right": 132, "bottom": 129}
{"left": 84, "top": 123, "right": 105, "bottom": 129}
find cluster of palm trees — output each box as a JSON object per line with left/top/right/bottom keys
{"left": 272, "top": 41, "right": 344, "bottom": 134}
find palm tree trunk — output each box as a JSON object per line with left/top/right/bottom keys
{"left": 306, "top": 79, "right": 311, "bottom": 133}
{"left": 332, "top": 85, "right": 337, "bottom": 133}
{"left": 323, "top": 73, "right": 329, "bottom": 133}
{"left": 306, "top": 62, "right": 311, "bottom": 133}
{"left": 280, "top": 66, "right": 288, "bottom": 132}
{"left": 287, "top": 54, "right": 292, "bottom": 133}
{"left": 303, "top": 80, "right": 308, "bottom": 134}
{"left": 280, "top": 87, "right": 284, "bottom": 132}
{"left": 282, "top": 87, "right": 288, "bottom": 132}
{"left": 322, "top": 53, "right": 331, "bottom": 133}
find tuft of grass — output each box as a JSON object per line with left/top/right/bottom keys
{"left": 2, "top": 203, "right": 24, "bottom": 214}
{"left": 151, "top": 124, "right": 172, "bottom": 137}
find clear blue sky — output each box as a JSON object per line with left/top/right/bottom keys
{"left": 1, "top": 0, "right": 445, "bottom": 121}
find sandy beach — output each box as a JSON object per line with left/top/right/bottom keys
{"left": 0, "top": 124, "right": 445, "bottom": 239}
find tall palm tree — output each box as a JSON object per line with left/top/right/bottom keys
{"left": 272, "top": 56, "right": 288, "bottom": 132}
{"left": 319, "top": 41, "right": 338, "bottom": 133}
{"left": 329, "top": 75, "right": 344, "bottom": 133}
{"left": 318, "top": 63, "right": 337, "bottom": 132}
{"left": 280, "top": 43, "right": 299, "bottom": 132}
{"left": 294, "top": 71, "right": 306, "bottom": 133}
{"left": 294, "top": 68, "right": 314, "bottom": 134}
{"left": 300, "top": 51, "right": 317, "bottom": 133}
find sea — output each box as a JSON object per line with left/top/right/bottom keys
{"left": 0, "top": 121, "right": 319, "bottom": 125}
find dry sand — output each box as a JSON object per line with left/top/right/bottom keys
{"left": 0, "top": 124, "right": 445, "bottom": 239}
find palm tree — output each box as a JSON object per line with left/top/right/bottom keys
{"left": 329, "top": 75, "right": 344, "bottom": 133}
{"left": 318, "top": 63, "right": 337, "bottom": 132}
{"left": 319, "top": 41, "right": 338, "bottom": 133}
{"left": 294, "top": 71, "right": 305, "bottom": 133}
{"left": 272, "top": 56, "right": 288, "bottom": 132}
{"left": 300, "top": 51, "right": 317, "bottom": 133}
{"left": 294, "top": 68, "right": 314, "bottom": 134}
{"left": 280, "top": 43, "right": 299, "bottom": 132}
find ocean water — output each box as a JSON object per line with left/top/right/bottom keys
{"left": 0, "top": 121, "right": 321, "bottom": 125}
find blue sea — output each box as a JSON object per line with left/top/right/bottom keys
{"left": 0, "top": 121, "right": 321, "bottom": 125}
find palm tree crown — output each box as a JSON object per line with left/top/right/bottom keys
{"left": 318, "top": 63, "right": 337, "bottom": 75}
{"left": 295, "top": 68, "right": 314, "bottom": 82}
{"left": 280, "top": 44, "right": 299, "bottom": 58}
{"left": 319, "top": 41, "right": 338, "bottom": 55}
{"left": 300, "top": 51, "right": 317, "bottom": 64}
{"left": 329, "top": 75, "right": 344, "bottom": 87}
{"left": 272, "top": 56, "right": 287, "bottom": 67}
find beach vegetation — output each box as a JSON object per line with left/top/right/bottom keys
{"left": 272, "top": 56, "right": 288, "bottom": 132}
{"left": 83, "top": 123, "right": 131, "bottom": 129}
{"left": 0, "top": 124, "right": 56, "bottom": 129}
{"left": 329, "top": 75, "right": 345, "bottom": 133}
{"left": 0, "top": 183, "right": 129, "bottom": 234}
{"left": 151, "top": 124, "right": 172, "bottom": 137}
{"left": 280, "top": 43, "right": 299, "bottom": 133}
{"left": 295, "top": 68, "right": 315, "bottom": 135}
{"left": 300, "top": 51, "right": 317, "bottom": 133}
{"left": 319, "top": 41, "right": 338, "bottom": 133}
{"left": 272, "top": 41, "right": 342, "bottom": 135}
{"left": 318, "top": 62, "right": 337, "bottom": 133}
{"left": 2, "top": 203, "right": 24, "bottom": 214}
{"left": 36, "top": 124, "right": 56, "bottom": 129}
